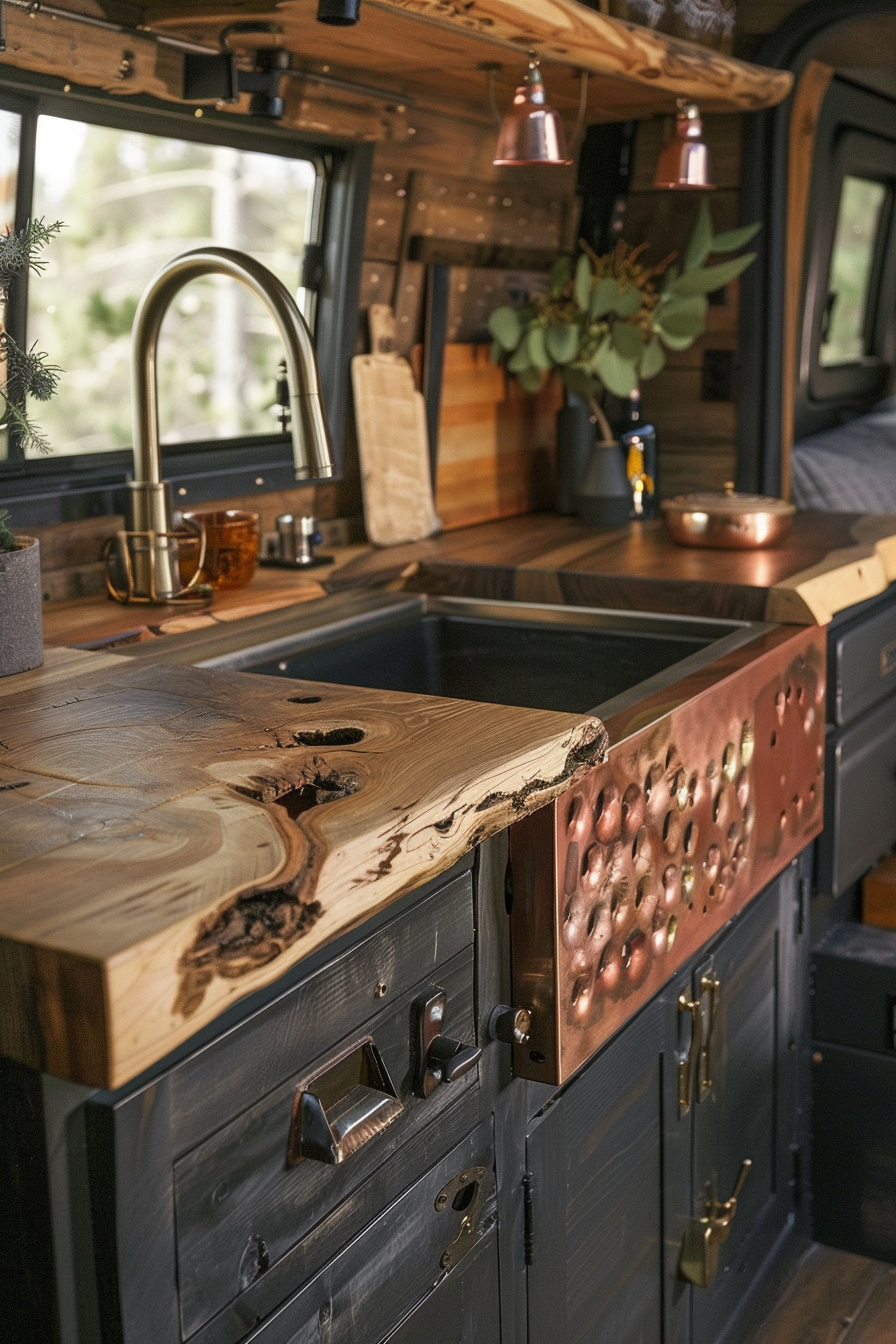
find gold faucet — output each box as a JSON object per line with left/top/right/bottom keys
{"left": 127, "top": 246, "right": 334, "bottom": 600}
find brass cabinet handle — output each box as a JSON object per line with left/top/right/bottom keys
{"left": 678, "top": 993, "right": 703, "bottom": 1117}
{"left": 698, "top": 974, "right": 721, "bottom": 1101}
{"left": 680, "top": 1158, "right": 753, "bottom": 1288}
{"left": 287, "top": 1037, "right": 403, "bottom": 1166}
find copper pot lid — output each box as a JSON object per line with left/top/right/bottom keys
{"left": 662, "top": 483, "right": 795, "bottom": 517}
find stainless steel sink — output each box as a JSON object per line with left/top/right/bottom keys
{"left": 197, "top": 594, "right": 766, "bottom": 719}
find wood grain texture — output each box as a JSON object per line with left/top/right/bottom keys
{"left": 0, "top": 650, "right": 606, "bottom": 1086}
{"left": 432, "top": 345, "right": 560, "bottom": 531}
{"left": 326, "top": 511, "right": 896, "bottom": 625}
{"left": 744, "top": 1243, "right": 890, "bottom": 1344}
{"left": 351, "top": 354, "right": 440, "bottom": 545}
{"left": 146, "top": 0, "right": 793, "bottom": 114}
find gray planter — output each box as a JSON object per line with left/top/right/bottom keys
{"left": 0, "top": 537, "right": 43, "bottom": 677}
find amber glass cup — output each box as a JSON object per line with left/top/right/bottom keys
{"left": 181, "top": 509, "right": 260, "bottom": 589}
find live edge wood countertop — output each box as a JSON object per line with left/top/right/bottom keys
{"left": 0, "top": 648, "right": 606, "bottom": 1090}
{"left": 41, "top": 511, "right": 896, "bottom": 654}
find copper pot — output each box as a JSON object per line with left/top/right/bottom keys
{"left": 661, "top": 484, "right": 795, "bottom": 550}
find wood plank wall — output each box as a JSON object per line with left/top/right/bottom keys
{"left": 627, "top": 113, "right": 744, "bottom": 498}
{"left": 0, "top": 8, "right": 757, "bottom": 578}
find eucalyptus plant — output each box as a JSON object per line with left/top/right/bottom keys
{"left": 488, "top": 199, "right": 760, "bottom": 409}
{"left": 0, "top": 217, "right": 64, "bottom": 459}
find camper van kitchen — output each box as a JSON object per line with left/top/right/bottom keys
{"left": 3, "top": 3, "right": 896, "bottom": 1343}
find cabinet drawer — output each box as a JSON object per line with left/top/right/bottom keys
{"left": 170, "top": 872, "right": 474, "bottom": 1156}
{"left": 831, "top": 595, "right": 896, "bottom": 726}
{"left": 84, "top": 870, "right": 477, "bottom": 1344}
{"left": 176, "top": 953, "right": 479, "bottom": 1341}
{"left": 819, "top": 698, "right": 896, "bottom": 896}
{"left": 236, "top": 1122, "right": 496, "bottom": 1344}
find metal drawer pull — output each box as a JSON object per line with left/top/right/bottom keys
{"left": 698, "top": 974, "right": 721, "bottom": 1101}
{"left": 678, "top": 993, "right": 702, "bottom": 1117}
{"left": 415, "top": 986, "right": 482, "bottom": 1098}
{"left": 679, "top": 1158, "right": 752, "bottom": 1288}
{"left": 287, "top": 1038, "right": 403, "bottom": 1166}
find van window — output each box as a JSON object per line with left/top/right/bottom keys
{"left": 820, "top": 174, "right": 888, "bottom": 367}
{"left": 27, "top": 116, "right": 321, "bottom": 459}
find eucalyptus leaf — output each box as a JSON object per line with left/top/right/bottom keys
{"left": 507, "top": 331, "right": 534, "bottom": 372}
{"left": 640, "top": 336, "right": 666, "bottom": 380}
{"left": 613, "top": 285, "right": 643, "bottom": 318}
{"left": 574, "top": 253, "right": 593, "bottom": 311}
{"left": 590, "top": 276, "right": 620, "bottom": 318}
{"left": 684, "top": 197, "right": 714, "bottom": 272}
{"left": 661, "top": 264, "right": 680, "bottom": 294}
{"left": 611, "top": 319, "right": 644, "bottom": 361}
{"left": 655, "top": 327, "right": 696, "bottom": 351}
{"left": 595, "top": 342, "right": 638, "bottom": 398}
{"left": 517, "top": 365, "right": 543, "bottom": 393}
{"left": 489, "top": 339, "right": 504, "bottom": 365}
{"left": 546, "top": 323, "right": 580, "bottom": 365}
{"left": 550, "top": 255, "right": 572, "bottom": 295}
{"left": 562, "top": 365, "right": 597, "bottom": 401}
{"left": 656, "top": 293, "right": 708, "bottom": 340}
{"left": 672, "top": 252, "right": 757, "bottom": 297}
{"left": 487, "top": 305, "right": 522, "bottom": 351}
{"left": 527, "top": 325, "right": 551, "bottom": 371}
{"left": 709, "top": 221, "right": 761, "bottom": 253}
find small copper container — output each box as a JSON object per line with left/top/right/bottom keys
{"left": 661, "top": 485, "right": 795, "bottom": 550}
{"left": 181, "top": 509, "right": 259, "bottom": 588}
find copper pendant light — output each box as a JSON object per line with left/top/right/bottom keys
{"left": 653, "top": 98, "right": 715, "bottom": 190}
{"left": 492, "top": 58, "right": 573, "bottom": 167}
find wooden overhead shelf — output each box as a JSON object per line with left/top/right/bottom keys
{"left": 146, "top": 0, "right": 794, "bottom": 122}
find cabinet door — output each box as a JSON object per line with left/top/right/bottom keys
{"left": 688, "top": 869, "right": 800, "bottom": 1344}
{"left": 526, "top": 974, "right": 689, "bottom": 1344}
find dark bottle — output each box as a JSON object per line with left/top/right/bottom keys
{"left": 620, "top": 390, "right": 658, "bottom": 519}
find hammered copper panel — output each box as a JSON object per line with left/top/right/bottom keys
{"left": 511, "top": 624, "right": 826, "bottom": 1084}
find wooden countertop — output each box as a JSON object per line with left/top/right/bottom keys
{"left": 337, "top": 512, "right": 896, "bottom": 625}
{"left": 42, "top": 511, "right": 896, "bottom": 654}
{"left": 0, "top": 648, "right": 606, "bottom": 1089}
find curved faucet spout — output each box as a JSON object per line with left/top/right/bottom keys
{"left": 132, "top": 245, "right": 334, "bottom": 488}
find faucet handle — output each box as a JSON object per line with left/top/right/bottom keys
{"left": 273, "top": 359, "right": 291, "bottom": 431}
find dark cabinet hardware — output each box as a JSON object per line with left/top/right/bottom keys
{"left": 415, "top": 986, "right": 482, "bottom": 1098}
{"left": 698, "top": 974, "right": 721, "bottom": 1101}
{"left": 287, "top": 1038, "right": 403, "bottom": 1166}
{"left": 678, "top": 993, "right": 702, "bottom": 1117}
{"left": 679, "top": 1158, "right": 753, "bottom": 1288}
{"left": 487, "top": 1004, "right": 532, "bottom": 1045}
{"left": 435, "top": 1165, "right": 487, "bottom": 1271}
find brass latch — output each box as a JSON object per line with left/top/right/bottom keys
{"left": 679, "top": 1159, "right": 752, "bottom": 1288}
{"left": 677, "top": 993, "right": 702, "bottom": 1117}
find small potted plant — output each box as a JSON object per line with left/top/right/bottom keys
{"left": 487, "top": 200, "right": 759, "bottom": 517}
{"left": 0, "top": 218, "right": 63, "bottom": 677}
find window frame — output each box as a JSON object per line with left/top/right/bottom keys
{"left": 799, "top": 112, "right": 896, "bottom": 422}
{"left": 0, "top": 66, "right": 372, "bottom": 528}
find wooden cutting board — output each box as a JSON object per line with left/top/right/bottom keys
{"left": 352, "top": 305, "right": 440, "bottom": 547}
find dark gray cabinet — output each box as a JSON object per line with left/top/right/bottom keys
{"left": 1, "top": 840, "right": 813, "bottom": 1344}
{"left": 525, "top": 862, "right": 807, "bottom": 1344}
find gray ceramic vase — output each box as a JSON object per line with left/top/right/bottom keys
{"left": 0, "top": 537, "right": 43, "bottom": 677}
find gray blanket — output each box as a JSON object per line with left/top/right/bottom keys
{"left": 791, "top": 398, "right": 896, "bottom": 512}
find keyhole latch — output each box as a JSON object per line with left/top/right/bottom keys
{"left": 435, "top": 1166, "right": 486, "bottom": 1272}
{"left": 679, "top": 1158, "right": 752, "bottom": 1288}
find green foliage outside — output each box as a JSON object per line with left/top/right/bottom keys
{"left": 488, "top": 199, "right": 759, "bottom": 406}
{"left": 28, "top": 119, "right": 316, "bottom": 457}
